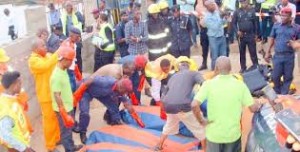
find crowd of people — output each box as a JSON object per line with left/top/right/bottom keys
{"left": 1, "top": 0, "right": 300, "bottom": 152}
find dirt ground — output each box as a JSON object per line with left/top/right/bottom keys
{"left": 28, "top": 41, "right": 300, "bottom": 152}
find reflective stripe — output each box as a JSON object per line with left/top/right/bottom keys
{"left": 148, "top": 28, "right": 170, "bottom": 40}
{"left": 149, "top": 42, "right": 172, "bottom": 54}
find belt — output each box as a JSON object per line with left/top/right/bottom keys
{"left": 275, "top": 51, "right": 294, "bottom": 56}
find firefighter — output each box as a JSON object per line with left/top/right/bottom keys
{"left": 147, "top": 4, "right": 171, "bottom": 61}
{"left": 159, "top": 1, "right": 172, "bottom": 22}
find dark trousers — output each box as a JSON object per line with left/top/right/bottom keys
{"left": 200, "top": 27, "right": 209, "bottom": 66}
{"left": 272, "top": 54, "right": 295, "bottom": 95}
{"left": 239, "top": 34, "right": 258, "bottom": 70}
{"left": 131, "top": 70, "right": 141, "bottom": 101}
{"left": 8, "top": 26, "right": 17, "bottom": 40}
{"left": 93, "top": 47, "right": 115, "bottom": 72}
{"left": 224, "top": 27, "right": 230, "bottom": 57}
{"left": 170, "top": 49, "right": 191, "bottom": 58}
{"left": 56, "top": 111, "right": 75, "bottom": 152}
{"left": 261, "top": 10, "right": 273, "bottom": 41}
{"left": 76, "top": 42, "right": 83, "bottom": 73}
{"left": 79, "top": 92, "right": 121, "bottom": 132}
{"left": 149, "top": 52, "right": 167, "bottom": 61}
{"left": 206, "top": 138, "right": 241, "bottom": 152}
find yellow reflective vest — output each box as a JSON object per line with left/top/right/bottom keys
{"left": 145, "top": 54, "right": 176, "bottom": 80}
{"left": 61, "top": 11, "right": 82, "bottom": 36}
{"left": 99, "top": 23, "right": 116, "bottom": 51}
{"left": 261, "top": 0, "right": 277, "bottom": 9}
{"left": 0, "top": 95, "right": 30, "bottom": 148}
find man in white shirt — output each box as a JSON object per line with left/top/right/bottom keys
{"left": 3, "top": 8, "right": 17, "bottom": 40}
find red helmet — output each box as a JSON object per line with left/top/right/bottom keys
{"left": 134, "top": 55, "right": 148, "bottom": 69}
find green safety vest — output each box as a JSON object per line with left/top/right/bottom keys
{"left": 261, "top": 0, "right": 277, "bottom": 9}
{"left": 61, "top": 11, "right": 82, "bottom": 36}
{"left": 98, "top": 23, "right": 116, "bottom": 52}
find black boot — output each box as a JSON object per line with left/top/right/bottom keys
{"left": 198, "top": 64, "right": 207, "bottom": 71}
{"left": 80, "top": 132, "right": 87, "bottom": 144}
{"left": 73, "top": 145, "right": 84, "bottom": 151}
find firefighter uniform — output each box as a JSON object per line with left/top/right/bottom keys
{"left": 147, "top": 4, "right": 171, "bottom": 61}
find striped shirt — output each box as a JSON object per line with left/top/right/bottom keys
{"left": 125, "top": 20, "right": 149, "bottom": 55}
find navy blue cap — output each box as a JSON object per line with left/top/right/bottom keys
{"left": 70, "top": 27, "right": 81, "bottom": 35}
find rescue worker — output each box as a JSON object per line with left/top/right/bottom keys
{"left": 145, "top": 54, "right": 176, "bottom": 120}
{"left": 61, "top": 27, "right": 82, "bottom": 92}
{"left": 159, "top": 1, "right": 172, "bottom": 22}
{"left": 115, "top": 11, "right": 130, "bottom": 57}
{"left": 155, "top": 59, "right": 206, "bottom": 151}
{"left": 118, "top": 55, "right": 149, "bottom": 101}
{"left": 28, "top": 38, "right": 60, "bottom": 152}
{"left": 265, "top": 7, "right": 300, "bottom": 95}
{"left": 232, "top": 0, "right": 259, "bottom": 73}
{"left": 50, "top": 46, "right": 83, "bottom": 152}
{"left": 147, "top": 4, "right": 171, "bottom": 61}
{"left": 72, "top": 77, "right": 144, "bottom": 144}
{"left": 61, "top": 1, "right": 83, "bottom": 72}
{"left": 93, "top": 13, "right": 116, "bottom": 71}
{"left": 276, "top": 0, "right": 296, "bottom": 22}
{"left": 0, "top": 71, "right": 35, "bottom": 152}
{"left": 169, "top": 5, "right": 193, "bottom": 58}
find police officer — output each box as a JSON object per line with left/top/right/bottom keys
{"left": 232, "top": 0, "right": 259, "bottom": 73}
{"left": 168, "top": 5, "right": 193, "bottom": 58}
{"left": 265, "top": 7, "right": 300, "bottom": 95}
{"left": 147, "top": 4, "right": 171, "bottom": 61}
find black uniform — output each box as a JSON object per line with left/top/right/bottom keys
{"left": 168, "top": 15, "right": 192, "bottom": 58}
{"left": 232, "top": 6, "right": 259, "bottom": 72}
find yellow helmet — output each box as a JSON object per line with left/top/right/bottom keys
{"left": 148, "top": 4, "right": 160, "bottom": 14}
{"left": 176, "top": 56, "right": 198, "bottom": 71}
{"left": 158, "top": 1, "right": 169, "bottom": 10}
{"left": 0, "top": 48, "right": 10, "bottom": 63}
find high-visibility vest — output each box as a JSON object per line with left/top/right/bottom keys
{"left": 61, "top": 11, "right": 82, "bottom": 36}
{"left": 0, "top": 95, "right": 30, "bottom": 148}
{"left": 261, "top": 0, "right": 277, "bottom": 9}
{"left": 145, "top": 54, "right": 176, "bottom": 80}
{"left": 98, "top": 23, "right": 116, "bottom": 52}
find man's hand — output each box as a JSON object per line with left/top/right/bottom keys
{"left": 289, "top": 40, "right": 300, "bottom": 50}
{"left": 264, "top": 51, "right": 272, "bottom": 63}
{"left": 237, "top": 31, "right": 243, "bottom": 38}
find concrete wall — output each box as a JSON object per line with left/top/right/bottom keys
{"left": 0, "top": 5, "right": 95, "bottom": 124}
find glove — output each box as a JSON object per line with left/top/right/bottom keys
{"left": 74, "top": 64, "right": 82, "bottom": 81}
{"left": 129, "top": 92, "right": 140, "bottom": 105}
{"left": 138, "top": 74, "right": 146, "bottom": 92}
{"left": 59, "top": 107, "right": 74, "bottom": 128}
{"left": 130, "top": 111, "right": 145, "bottom": 128}
{"left": 16, "top": 91, "right": 29, "bottom": 111}
{"left": 73, "top": 83, "right": 88, "bottom": 107}
{"left": 156, "top": 101, "right": 167, "bottom": 120}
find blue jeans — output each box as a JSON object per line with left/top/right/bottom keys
{"left": 56, "top": 111, "right": 75, "bottom": 152}
{"left": 272, "top": 54, "right": 295, "bottom": 94}
{"left": 189, "top": 15, "right": 198, "bottom": 44}
{"left": 79, "top": 92, "right": 121, "bottom": 132}
{"left": 208, "top": 36, "right": 227, "bottom": 70}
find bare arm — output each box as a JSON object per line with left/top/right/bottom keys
{"left": 191, "top": 100, "right": 206, "bottom": 125}
{"left": 54, "top": 92, "right": 64, "bottom": 109}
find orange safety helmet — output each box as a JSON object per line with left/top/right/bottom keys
{"left": 58, "top": 46, "right": 75, "bottom": 60}
{"left": 134, "top": 55, "right": 148, "bottom": 69}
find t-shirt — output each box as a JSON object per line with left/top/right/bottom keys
{"left": 162, "top": 70, "right": 203, "bottom": 114}
{"left": 194, "top": 74, "right": 254, "bottom": 143}
{"left": 50, "top": 66, "right": 73, "bottom": 112}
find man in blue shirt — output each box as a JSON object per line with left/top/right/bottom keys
{"left": 265, "top": 7, "right": 300, "bottom": 94}
{"left": 48, "top": 3, "right": 61, "bottom": 28}
{"left": 115, "top": 11, "right": 129, "bottom": 57}
{"left": 202, "top": 0, "right": 228, "bottom": 70}
{"left": 74, "top": 77, "right": 144, "bottom": 144}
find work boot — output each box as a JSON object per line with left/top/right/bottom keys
{"left": 73, "top": 145, "right": 84, "bottom": 151}
{"left": 72, "top": 125, "right": 81, "bottom": 133}
{"left": 80, "top": 132, "right": 87, "bottom": 144}
{"left": 198, "top": 64, "right": 207, "bottom": 71}
{"left": 109, "top": 120, "right": 123, "bottom": 126}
